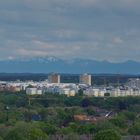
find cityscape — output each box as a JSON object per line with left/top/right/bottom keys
{"left": 1, "top": 73, "right": 140, "bottom": 140}
{"left": 1, "top": 73, "right": 140, "bottom": 98}
{"left": 0, "top": 0, "right": 140, "bottom": 140}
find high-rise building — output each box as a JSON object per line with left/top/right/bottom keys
{"left": 80, "top": 73, "right": 92, "bottom": 85}
{"left": 48, "top": 73, "right": 60, "bottom": 83}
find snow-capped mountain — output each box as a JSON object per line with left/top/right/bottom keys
{"left": 0, "top": 57, "right": 140, "bottom": 74}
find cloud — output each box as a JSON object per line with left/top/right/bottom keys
{"left": 112, "top": 37, "right": 123, "bottom": 44}
{"left": 0, "top": 0, "right": 140, "bottom": 62}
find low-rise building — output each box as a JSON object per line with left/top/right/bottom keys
{"left": 59, "top": 88, "right": 76, "bottom": 97}
{"left": 26, "top": 88, "right": 43, "bottom": 95}
{"left": 84, "top": 88, "right": 106, "bottom": 97}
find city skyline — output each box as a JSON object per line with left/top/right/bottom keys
{"left": 0, "top": 0, "right": 140, "bottom": 62}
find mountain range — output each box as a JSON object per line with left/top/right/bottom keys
{"left": 0, "top": 57, "right": 140, "bottom": 74}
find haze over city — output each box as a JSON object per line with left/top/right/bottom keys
{"left": 0, "top": 0, "right": 140, "bottom": 62}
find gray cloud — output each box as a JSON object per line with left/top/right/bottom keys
{"left": 0, "top": 0, "right": 140, "bottom": 62}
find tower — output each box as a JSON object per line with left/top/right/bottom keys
{"left": 48, "top": 73, "right": 60, "bottom": 83}
{"left": 80, "top": 73, "right": 92, "bottom": 86}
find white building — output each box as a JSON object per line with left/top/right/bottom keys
{"left": 59, "top": 88, "right": 76, "bottom": 97}
{"left": 109, "top": 88, "right": 140, "bottom": 97}
{"left": 26, "top": 88, "right": 43, "bottom": 95}
{"left": 126, "top": 78, "right": 140, "bottom": 89}
{"left": 84, "top": 88, "right": 106, "bottom": 97}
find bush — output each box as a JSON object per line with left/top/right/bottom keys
{"left": 93, "top": 129, "right": 121, "bottom": 140}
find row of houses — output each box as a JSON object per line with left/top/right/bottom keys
{"left": 26, "top": 87, "right": 76, "bottom": 97}
{"left": 84, "top": 88, "right": 140, "bottom": 97}
{"left": 0, "top": 80, "right": 78, "bottom": 96}
{"left": 26, "top": 86, "right": 140, "bottom": 97}
{"left": 1, "top": 77, "right": 140, "bottom": 97}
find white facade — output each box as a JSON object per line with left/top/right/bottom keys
{"left": 26, "top": 88, "right": 43, "bottom": 95}
{"left": 84, "top": 88, "right": 106, "bottom": 97}
{"left": 3, "top": 78, "right": 140, "bottom": 98}
{"left": 126, "top": 78, "right": 140, "bottom": 89}
{"left": 84, "top": 87, "right": 140, "bottom": 97}
{"left": 59, "top": 88, "right": 76, "bottom": 96}
{"left": 109, "top": 88, "right": 140, "bottom": 97}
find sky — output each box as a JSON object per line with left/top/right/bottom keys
{"left": 0, "top": 0, "right": 140, "bottom": 62}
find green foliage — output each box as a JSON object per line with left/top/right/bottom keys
{"left": 64, "top": 96, "right": 82, "bottom": 106}
{"left": 59, "top": 127, "right": 74, "bottom": 135}
{"left": 40, "top": 123, "right": 58, "bottom": 135}
{"left": 104, "top": 93, "right": 110, "bottom": 97}
{"left": 128, "top": 104, "right": 140, "bottom": 113}
{"left": 72, "top": 123, "right": 96, "bottom": 135}
{"left": 128, "top": 123, "right": 140, "bottom": 135}
{"left": 65, "top": 133, "right": 80, "bottom": 140}
{"left": 28, "top": 128, "right": 48, "bottom": 140}
{"left": 77, "top": 89, "right": 83, "bottom": 96}
{"left": 93, "top": 129, "right": 121, "bottom": 140}
{"left": 81, "top": 98, "right": 92, "bottom": 107}
{"left": 5, "top": 122, "right": 48, "bottom": 140}
{"left": 0, "top": 111, "right": 7, "bottom": 123}
{"left": 3, "top": 94, "right": 18, "bottom": 105}
{"left": 86, "top": 107, "right": 96, "bottom": 115}
{"left": 95, "top": 121, "right": 120, "bottom": 133}
{"left": 123, "top": 111, "right": 136, "bottom": 122}
{"left": 57, "top": 108, "right": 71, "bottom": 125}
{"left": 2, "top": 92, "right": 140, "bottom": 139}
{"left": 5, "top": 129, "right": 25, "bottom": 140}
{"left": 0, "top": 125, "right": 12, "bottom": 138}
{"left": 109, "top": 114, "right": 127, "bottom": 128}
{"left": 68, "top": 122, "right": 78, "bottom": 132}
{"left": 27, "top": 85, "right": 34, "bottom": 88}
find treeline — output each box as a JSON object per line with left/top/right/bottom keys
{"left": 1, "top": 92, "right": 140, "bottom": 139}
{"left": 0, "top": 73, "right": 140, "bottom": 85}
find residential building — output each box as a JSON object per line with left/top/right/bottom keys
{"left": 26, "top": 88, "right": 43, "bottom": 95}
{"left": 48, "top": 73, "right": 60, "bottom": 83}
{"left": 80, "top": 73, "right": 92, "bottom": 85}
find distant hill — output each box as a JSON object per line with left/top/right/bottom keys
{"left": 0, "top": 57, "right": 140, "bottom": 74}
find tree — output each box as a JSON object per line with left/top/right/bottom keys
{"left": 64, "top": 96, "right": 82, "bottom": 106}
{"left": 57, "top": 108, "right": 72, "bottom": 126}
{"left": 29, "top": 128, "right": 48, "bottom": 140}
{"left": 86, "top": 108, "right": 96, "bottom": 115}
{"left": 94, "top": 120, "right": 121, "bottom": 134}
{"left": 128, "top": 123, "right": 140, "bottom": 135}
{"left": 104, "top": 93, "right": 110, "bottom": 97}
{"left": 93, "top": 129, "right": 121, "bottom": 140}
{"left": 41, "top": 123, "right": 58, "bottom": 135}
{"left": 6, "top": 127, "right": 48, "bottom": 140}
{"left": 81, "top": 98, "right": 91, "bottom": 107}
{"left": 117, "top": 100, "right": 127, "bottom": 111}
{"left": 123, "top": 111, "right": 136, "bottom": 125}
{"left": 109, "top": 115, "right": 127, "bottom": 128}
{"left": 77, "top": 89, "right": 83, "bottom": 96}
{"left": 5, "top": 122, "right": 48, "bottom": 140}
{"left": 5, "top": 130, "right": 25, "bottom": 140}
{"left": 65, "top": 133, "right": 80, "bottom": 140}
{"left": 59, "top": 127, "right": 74, "bottom": 135}
{"left": 76, "top": 123, "right": 96, "bottom": 135}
